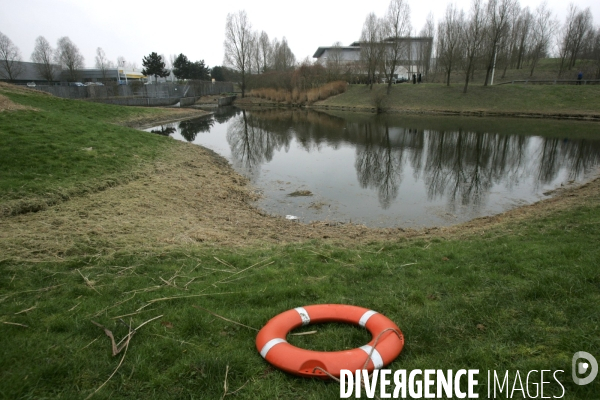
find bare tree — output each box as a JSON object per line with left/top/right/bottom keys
{"left": 528, "top": 2, "right": 556, "bottom": 76}
{"left": 250, "top": 31, "right": 262, "bottom": 74}
{"left": 360, "top": 12, "right": 383, "bottom": 89}
{"left": 258, "top": 31, "right": 271, "bottom": 73}
{"left": 514, "top": 7, "right": 532, "bottom": 70}
{"left": 419, "top": 13, "right": 435, "bottom": 80}
{"left": 55, "top": 36, "right": 85, "bottom": 81}
{"left": 95, "top": 47, "right": 114, "bottom": 80}
{"left": 326, "top": 41, "right": 344, "bottom": 80}
{"left": 271, "top": 37, "right": 296, "bottom": 71}
{"left": 591, "top": 27, "right": 600, "bottom": 79}
{"left": 437, "top": 4, "right": 464, "bottom": 86}
{"left": 31, "top": 36, "right": 57, "bottom": 82}
{"left": 224, "top": 10, "right": 253, "bottom": 97}
{"left": 483, "top": 0, "right": 517, "bottom": 85}
{"left": 462, "top": 0, "right": 487, "bottom": 93}
{"left": 558, "top": 5, "right": 594, "bottom": 76}
{"left": 0, "top": 31, "right": 24, "bottom": 81}
{"left": 381, "top": 0, "right": 412, "bottom": 93}
{"left": 117, "top": 56, "right": 126, "bottom": 69}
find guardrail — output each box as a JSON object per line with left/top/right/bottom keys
{"left": 496, "top": 79, "right": 600, "bottom": 85}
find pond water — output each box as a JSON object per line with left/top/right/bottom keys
{"left": 144, "top": 107, "right": 600, "bottom": 228}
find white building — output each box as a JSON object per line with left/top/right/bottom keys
{"left": 313, "top": 37, "right": 433, "bottom": 80}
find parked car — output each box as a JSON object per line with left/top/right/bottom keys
{"left": 70, "top": 82, "right": 85, "bottom": 87}
{"left": 26, "top": 82, "right": 36, "bottom": 87}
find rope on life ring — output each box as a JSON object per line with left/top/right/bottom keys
{"left": 256, "top": 304, "right": 404, "bottom": 378}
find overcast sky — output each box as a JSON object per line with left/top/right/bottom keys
{"left": 2, "top": 0, "right": 598, "bottom": 71}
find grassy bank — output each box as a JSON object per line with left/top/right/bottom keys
{"left": 1, "top": 85, "right": 599, "bottom": 399}
{"left": 0, "top": 84, "right": 207, "bottom": 216}
{"left": 1, "top": 203, "right": 599, "bottom": 398}
{"left": 315, "top": 84, "right": 600, "bottom": 118}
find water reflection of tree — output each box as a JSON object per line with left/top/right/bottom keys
{"left": 226, "top": 110, "right": 290, "bottom": 180}
{"left": 221, "top": 108, "right": 600, "bottom": 212}
{"left": 355, "top": 124, "right": 404, "bottom": 209}
{"left": 535, "top": 137, "right": 600, "bottom": 186}
{"left": 213, "top": 106, "right": 241, "bottom": 124}
{"left": 178, "top": 117, "right": 215, "bottom": 142}
{"left": 423, "top": 130, "right": 529, "bottom": 211}
{"left": 150, "top": 124, "right": 176, "bottom": 136}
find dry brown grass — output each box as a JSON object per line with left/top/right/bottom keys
{"left": 248, "top": 81, "right": 348, "bottom": 105}
{"left": 0, "top": 93, "right": 37, "bottom": 112}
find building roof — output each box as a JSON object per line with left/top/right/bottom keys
{"left": 313, "top": 37, "right": 433, "bottom": 58}
{"left": 312, "top": 46, "right": 360, "bottom": 58}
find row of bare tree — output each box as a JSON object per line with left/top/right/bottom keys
{"left": 357, "top": 0, "right": 599, "bottom": 94}
{"left": 223, "top": 10, "right": 297, "bottom": 97}
{"left": 0, "top": 33, "right": 85, "bottom": 82}
{"left": 436, "top": 1, "right": 599, "bottom": 92}
{"left": 0, "top": 31, "right": 145, "bottom": 83}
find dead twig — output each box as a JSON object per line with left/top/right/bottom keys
{"left": 2, "top": 321, "right": 28, "bottom": 328}
{"left": 77, "top": 269, "right": 101, "bottom": 295}
{"left": 138, "top": 291, "right": 240, "bottom": 311}
{"left": 0, "top": 283, "right": 65, "bottom": 301}
{"left": 115, "top": 315, "right": 163, "bottom": 348}
{"left": 214, "top": 257, "right": 236, "bottom": 270}
{"left": 192, "top": 305, "right": 258, "bottom": 331}
{"left": 91, "top": 321, "right": 130, "bottom": 356}
{"left": 14, "top": 305, "right": 36, "bottom": 315}
{"left": 110, "top": 309, "right": 155, "bottom": 320}
{"left": 396, "top": 262, "right": 417, "bottom": 268}
{"left": 289, "top": 330, "right": 317, "bottom": 336}
{"left": 221, "top": 365, "right": 229, "bottom": 400}
{"left": 89, "top": 294, "right": 136, "bottom": 318}
{"left": 84, "top": 328, "right": 131, "bottom": 400}
{"left": 80, "top": 337, "right": 99, "bottom": 350}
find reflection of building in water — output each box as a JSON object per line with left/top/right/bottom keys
{"left": 223, "top": 109, "right": 600, "bottom": 210}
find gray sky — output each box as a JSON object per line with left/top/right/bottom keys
{"left": 2, "top": 0, "right": 599, "bottom": 71}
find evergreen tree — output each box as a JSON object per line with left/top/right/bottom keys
{"left": 173, "top": 53, "right": 210, "bottom": 80}
{"left": 172, "top": 53, "right": 191, "bottom": 79}
{"left": 142, "top": 52, "right": 169, "bottom": 82}
{"left": 211, "top": 66, "right": 225, "bottom": 81}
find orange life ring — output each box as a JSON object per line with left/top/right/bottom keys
{"left": 256, "top": 304, "right": 404, "bottom": 378}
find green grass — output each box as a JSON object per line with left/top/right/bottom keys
{"left": 1, "top": 82, "right": 599, "bottom": 399}
{"left": 319, "top": 84, "right": 600, "bottom": 116}
{"left": 1, "top": 205, "right": 599, "bottom": 399}
{"left": 0, "top": 89, "right": 174, "bottom": 213}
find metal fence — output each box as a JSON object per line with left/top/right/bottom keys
{"left": 31, "top": 81, "right": 234, "bottom": 101}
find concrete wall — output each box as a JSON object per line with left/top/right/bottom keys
{"left": 32, "top": 81, "right": 233, "bottom": 101}
{"left": 88, "top": 97, "right": 181, "bottom": 107}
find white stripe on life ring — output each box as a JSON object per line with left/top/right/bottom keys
{"left": 360, "top": 345, "right": 384, "bottom": 369}
{"left": 260, "top": 338, "right": 287, "bottom": 358}
{"left": 359, "top": 310, "right": 378, "bottom": 327}
{"left": 294, "top": 307, "right": 310, "bottom": 326}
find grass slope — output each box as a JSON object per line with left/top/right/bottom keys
{"left": 1, "top": 205, "right": 599, "bottom": 398}
{"left": 317, "top": 84, "right": 600, "bottom": 117}
{"left": 0, "top": 87, "right": 175, "bottom": 215}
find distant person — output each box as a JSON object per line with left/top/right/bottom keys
{"left": 412, "top": 74, "right": 416, "bottom": 84}
{"left": 418, "top": 73, "right": 422, "bottom": 83}
{"left": 577, "top": 71, "right": 583, "bottom": 85}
